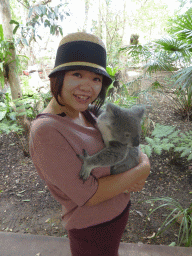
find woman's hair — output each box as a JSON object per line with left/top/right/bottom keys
{"left": 50, "top": 72, "right": 65, "bottom": 107}
{"left": 50, "top": 71, "right": 109, "bottom": 116}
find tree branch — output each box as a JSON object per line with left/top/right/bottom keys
{"left": 17, "top": 0, "right": 52, "bottom": 9}
{"left": 17, "top": 0, "right": 29, "bottom": 9}
{"left": 42, "top": 0, "right": 52, "bottom": 5}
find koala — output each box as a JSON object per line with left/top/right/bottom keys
{"left": 78, "top": 103, "right": 145, "bottom": 181}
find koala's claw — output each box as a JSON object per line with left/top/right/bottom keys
{"left": 77, "top": 149, "right": 87, "bottom": 161}
{"left": 78, "top": 149, "right": 92, "bottom": 182}
{"left": 82, "top": 149, "right": 88, "bottom": 156}
{"left": 79, "top": 165, "right": 92, "bottom": 182}
{"left": 79, "top": 169, "right": 90, "bottom": 182}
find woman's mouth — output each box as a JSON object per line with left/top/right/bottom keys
{"left": 73, "top": 94, "right": 91, "bottom": 104}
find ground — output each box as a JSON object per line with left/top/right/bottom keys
{"left": 0, "top": 71, "right": 192, "bottom": 246}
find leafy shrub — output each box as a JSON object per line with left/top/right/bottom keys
{"left": 106, "top": 66, "right": 139, "bottom": 108}
{"left": 0, "top": 91, "right": 23, "bottom": 134}
{"left": 0, "top": 88, "right": 51, "bottom": 134}
{"left": 0, "top": 24, "right": 13, "bottom": 88}
{"left": 141, "top": 123, "right": 192, "bottom": 161}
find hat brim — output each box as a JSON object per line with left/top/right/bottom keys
{"left": 48, "top": 65, "right": 112, "bottom": 87}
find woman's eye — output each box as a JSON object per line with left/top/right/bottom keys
{"left": 73, "top": 72, "right": 81, "bottom": 77}
{"left": 94, "top": 77, "right": 101, "bottom": 82}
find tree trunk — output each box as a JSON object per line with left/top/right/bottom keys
{"left": 83, "top": 0, "right": 90, "bottom": 32}
{"left": 0, "top": 0, "right": 30, "bottom": 151}
{"left": 98, "top": 0, "right": 102, "bottom": 38}
{"left": 103, "top": 0, "right": 107, "bottom": 49}
{"left": 0, "top": 1, "right": 22, "bottom": 100}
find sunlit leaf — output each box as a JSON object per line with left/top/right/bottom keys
{"left": 59, "top": 27, "right": 63, "bottom": 36}
{"left": 13, "top": 25, "right": 19, "bottom": 35}
{"left": 9, "top": 19, "right": 19, "bottom": 25}
{"left": 0, "top": 24, "right": 4, "bottom": 40}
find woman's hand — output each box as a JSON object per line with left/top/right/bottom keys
{"left": 124, "top": 179, "right": 146, "bottom": 193}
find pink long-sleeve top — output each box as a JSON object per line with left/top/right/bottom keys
{"left": 29, "top": 111, "right": 130, "bottom": 230}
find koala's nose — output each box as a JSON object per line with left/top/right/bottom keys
{"left": 133, "top": 135, "right": 139, "bottom": 147}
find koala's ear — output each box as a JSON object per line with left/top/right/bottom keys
{"left": 106, "top": 103, "right": 116, "bottom": 115}
{"left": 132, "top": 106, "right": 145, "bottom": 119}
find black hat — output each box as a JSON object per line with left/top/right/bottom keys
{"left": 48, "top": 32, "right": 112, "bottom": 86}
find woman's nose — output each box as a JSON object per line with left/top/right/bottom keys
{"left": 80, "top": 78, "right": 92, "bottom": 90}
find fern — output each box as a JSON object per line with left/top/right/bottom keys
{"left": 151, "top": 123, "right": 176, "bottom": 138}
{"left": 142, "top": 123, "right": 192, "bottom": 162}
{"left": 0, "top": 119, "right": 23, "bottom": 134}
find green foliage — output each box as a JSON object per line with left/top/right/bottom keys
{"left": 141, "top": 123, "right": 192, "bottom": 161}
{"left": 120, "top": 40, "right": 176, "bottom": 72}
{"left": 106, "top": 85, "right": 138, "bottom": 109}
{"left": 119, "top": 43, "right": 152, "bottom": 66}
{"left": 106, "top": 66, "right": 118, "bottom": 80}
{"left": 154, "top": 36, "right": 191, "bottom": 69}
{"left": 11, "top": 2, "right": 69, "bottom": 46}
{"left": 0, "top": 83, "right": 51, "bottom": 134}
{"left": 0, "top": 25, "right": 13, "bottom": 88}
{"left": 146, "top": 197, "right": 192, "bottom": 247}
{"left": 120, "top": 6, "right": 192, "bottom": 119}
{"left": 144, "top": 50, "right": 175, "bottom": 74}
{"left": 0, "top": 24, "right": 26, "bottom": 87}
{"left": 156, "top": 36, "right": 188, "bottom": 53}
{"left": 168, "top": 8, "right": 192, "bottom": 49}
{"left": 105, "top": 66, "right": 138, "bottom": 108}
{"left": 153, "top": 10, "right": 192, "bottom": 118}
{"left": 19, "top": 76, "right": 51, "bottom": 118}
{"left": 172, "top": 67, "right": 192, "bottom": 118}
{"left": 154, "top": 37, "right": 190, "bottom": 68}
{"left": 0, "top": 91, "right": 23, "bottom": 134}
{"left": 156, "top": 9, "right": 192, "bottom": 67}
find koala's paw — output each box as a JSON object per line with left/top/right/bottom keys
{"left": 76, "top": 149, "right": 88, "bottom": 161}
{"left": 77, "top": 149, "right": 92, "bottom": 182}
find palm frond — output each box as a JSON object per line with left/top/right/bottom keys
{"left": 173, "top": 66, "right": 192, "bottom": 90}
{"left": 169, "top": 9, "right": 192, "bottom": 44}
{"left": 119, "top": 43, "right": 152, "bottom": 63}
{"left": 155, "top": 37, "right": 185, "bottom": 52}
{"left": 155, "top": 36, "right": 191, "bottom": 62}
{"left": 144, "top": 51, "right": 175, "bottom": 74}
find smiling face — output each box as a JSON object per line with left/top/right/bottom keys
{"left": 58, "top": 70, "right": 103, "bottom": 117}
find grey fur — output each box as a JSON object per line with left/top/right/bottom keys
{"left": 78, "top": 103, "right": 145, "bottom": 181}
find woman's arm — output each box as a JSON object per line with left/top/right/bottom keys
{"left": 123, "top": 178, "right": 146, "bottom": 193}
{"left": 85, "top": 152, "right": 150, "bottom": 206}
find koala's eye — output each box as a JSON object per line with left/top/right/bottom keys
{"left": 125, "top": 132, "right": 130, "bottom": 138}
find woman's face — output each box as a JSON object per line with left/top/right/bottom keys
{"left": 59, "top": 70, "right": 103, "bottom": 115}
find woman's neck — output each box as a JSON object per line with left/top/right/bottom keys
{"left": 43, "top": 98, "right": 94, "bottom": 127}
{"left": 43, "top": 98, "right": 81, "bottom": 119}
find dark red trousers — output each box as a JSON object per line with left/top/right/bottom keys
{"left": 68, "top": 201, "right": 131, "bottom": 256}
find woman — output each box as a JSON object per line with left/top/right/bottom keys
{"left": 29, "top": 32, "right": 150, "bottom": 256}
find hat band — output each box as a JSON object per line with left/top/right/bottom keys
{"left": 52, "top": 61, "right": 107, "bottom": 73}
{"left": 55, "top": 41, "right": 106, "bottom": 69}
